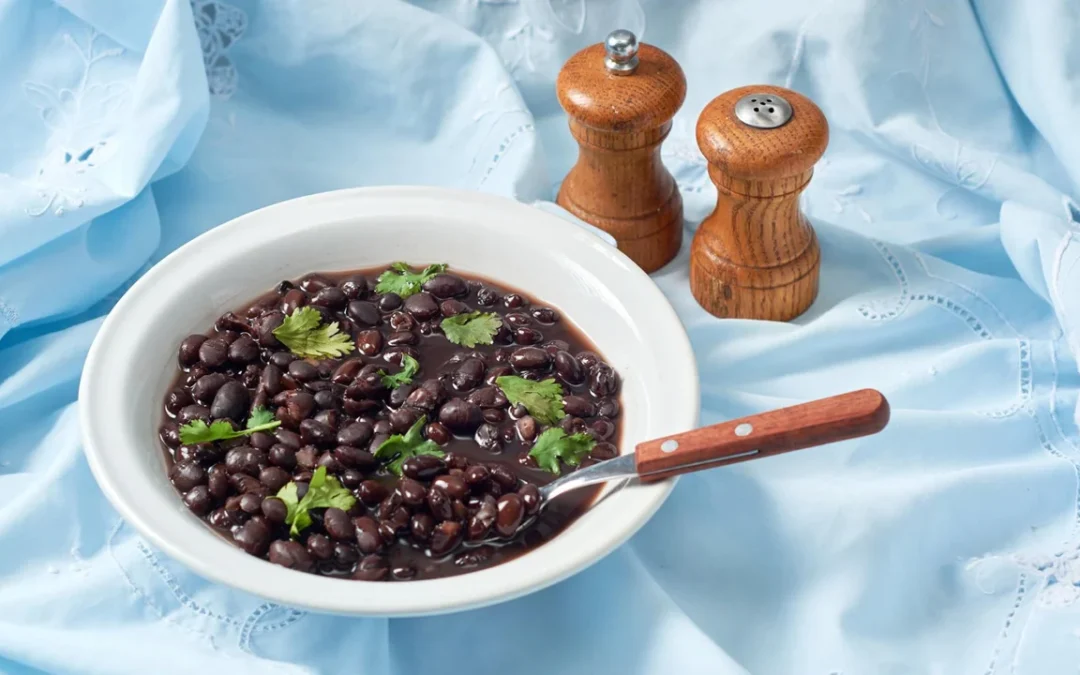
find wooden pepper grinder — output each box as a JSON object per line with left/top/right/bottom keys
{"left": 556, "top": 30, "right": 686, "bottom": 273}
{"left": 691, "top": 85, "right": 829, "bottom": 321}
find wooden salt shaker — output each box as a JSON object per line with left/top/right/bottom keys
{"left": 556, "top": 30, "right": 686, "bottom": 273}
{"left": 691, "top": 85, "right": 829, "bottom": 321}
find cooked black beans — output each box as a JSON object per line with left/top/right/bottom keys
{"left": 160, "top": 264, "right": 621, "bottom": 581}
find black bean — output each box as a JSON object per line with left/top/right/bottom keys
{"left": 386, "top": 330, "right": 418, "bottom": 347}
{"left": 468, "top": 500, "right": 497, "bottom": 540}
{"left": 313, "top": 389, "right": 336, "bottom": 410}
{"left": 159, "top": 421, "right": 182, "bottom": 449}
{"left": 257, "top": 365, "right": 283, "bottom": 400}
{"left": 504, "top": 313, "right": 530, "bottom": 328}
{"left": 392, "top": 565, "right": 417, "bottom": 580}
{"left": 429, "top": 520, "right": 463, "bottom": 556}
{"left": 329, "top": 445, "right": 372, "bottom": 471}
{"left": 466, "top": 385, "right": 507, "bottom": 409}
{"left": 315, "top": 452, "right": 344, "bottom": 475}
{"left": 355, "top": 329, "right": 383, "bottom": 356}
{"left": 350, "top": 364, "right": 387, "bottom": 399}
{"left": 400, "top": 455, "right": 446, "bottom": 482}
{"left": 234, "top": 519, "right": 271, "bottom": 556}
{"left": 208, "top": 464, "right": 229, "bottom": 501}
{"left": 337, "top": 275, "right": 367, "bottom": 300}
{"left": 175, "top": 442, "right": 218, "bottom": 465}
{"left": 597, "top": 398, "right": 620, "bottom": 418}
{"left": 277, "top": 390, "right": 316, "bottom": 428}
{"left": 268, "top": 444, "right": 297, "bottom": 470}
{"left": 358, "top": 480, "right": 388, "bottom": 506}
{"left": 377, "top": 491, "right": 403, "bottom": 521}
{"left": 183, "top": 486, "right": 212, "bottom": 516}
{"left": 322, "top": 507, "right": 354, "bottom": 541}
{"left": 295, "top": 446, "right": 319, "bottom": 472}
{"left": 353, "top": 554, "right": 389, "bottom": 581}
{"left": 509, "top": 417, "right": 536, "bottom": 444}
{"left": 432, "top": 474, "right": 467, "bottom": 500}
{"left": 346, "top": 301, "right": 380, "bottom": 327}
{"left": 437, "top": 398, "right": 483, "bottom": 434}
{"left": 269, "top": 540, "right": 313, "bottom": 571}
{"left": 306, "top": 534, "right": 333, "bottom": 561}
{"left": 422, "top": 273, "right": 467, "bottom": 298}
{"left": 210, "top": 381, "right": 249, "bottom": 422}
{"left": 410, "top": 513, "right": 435, "bottom": 542}
{"left": 378, "top": 293, "right": 402, "bottom": 311}
{"left": 241, "top": 364, "right": 262, "bottom": 389}
{"left": 490, "top": 464, "right": 517, "bottom": 490}
{"left": 514, "top": 327, "right": 544, "bottom": 345}
{"left": 354, "top": 516, "right": 384, "bottom": 554}
{"left": 475, "top": 423, "right": 501, "bottom": 451}
{"left": 495, "top": 493, "right": 524, "bottom": 537}
{"left": 440, "top": 299, "right": 468, "bottom": 317}
{"left": 228, "top": 335, "right": 259, "bottom": 363}
{"left": 196, "top": 337, "right": 228, "bottom": 368}
{"left": 280, "top": 288, "right": 308, "bottom": 315}
{"left": 554, "top": 351, "right": 585, "bottom": 386}
{"left": 559, "top": 416, "right": 588, "bottom": 435}
{"left": 178, "top": 335, "right": 207, "bottom": 367}
{"left": 589, "top": 364, "right": 620, "bottom": 397}
{"left": 590, "top": 441, "right": 618, "bottom": 460}
{"left": 164, "top": 388, "right": 192, "bottom": 416}
{"left": 267, "top": 350, "right": 295, "bottom": 369}
{"left": 328, "top": 358, "right": 362, "bottom": 384}
{"left": 225, "top": 446, "right": 264, "bottom": 476}
{"left": 258, "top": 466, "right": 291, "bottom": 492}
{"left": 510, "top": 347, "right": 550, "bottom": 371}
{"left": 476, "top": 287, "right": 499, "bottom": 306}
{"left": 288, "top": 360, "right": 319, "bottom": 382}
{"left": 502, "top": 293, "right": 526, "bottom": 309}
{"left": 238, "top": 492, "right": 262, "bottom": 514}
{"left": 577, "top": 351, "right": 601, "bottom": 369}
{"left": 335, "top": 421, "right": 372, "bottom": 448}
{"left": 340, "top": 469, "right": 363, "bottom": 489}
{"left": 508, "top": 403, "right": 527, "bottom": 420}
{"left": 332, "top": 542, "right": 360, "bottom": 570}
{"left": 519, "top": 484, "right": 541, "bottom": 515}
{"left": 403, "top": 292, "right": 439, "bottom": 320}
{"left": 589, "top": 418, "right": 616, "bottom": 441}
{"left": 169, "top": 460, "right": 206, "bottom": 492}
{"left": 396, "top": 478, "right": 427, "bottom": 507}
{"left": 183, "top": 365, "right": 210, "bottom": 387}
{"left": 190, "top": 373, "right": 228, "bottom": 405}
{"left": 398, "top": 388, "right": 434, "bottom": 415}
{"left": 531, "top": 307, "right": 558, "bottom": 323}
{"left": 262, "top": 496, "right": 288, "bottom": 524}
{"left": 482, "top": 408, "right": 505, "bottom": 425}
{"left": 462, "top": 465, "right": 488, "bottom": 489}
{"left": 485, "top": 365, "right": 513, "bottom": 385}
{"left": 562, "top": 395, "right": 595, "bottom": 418}
{"left": 426, "top": 487, "right": 453, "bottom": 521}
{"left": 311, "top": 286, "right": 347, "bottom": 310}
{"left": 299, "top": 418, "right": 335, "bottom": 447}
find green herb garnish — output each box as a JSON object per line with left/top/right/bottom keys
{"left": 374, "top": 262, "right": 447, "bottom": 299}
{"left": 440, "top": 311, "right": 502, "bottom": 348}
{"left": 528, "top": 428, "right": 596, "bottom": 474}
{"left": 272, "top": 306, "right": 355, "bottom": 359}
{"left": 276, "top": 466, "right": 357, "bottom": 538}
{"left": 495, "top": 375, "right": 566, "bottom": 425}
{"left": 178, "top": 406, "right": 281, "bottom": 445}
{"left": 379, "top": 353, "right": 420, "bottom": 389}
{"left": 373, "top": 416, "right": 445, "bottom": 476}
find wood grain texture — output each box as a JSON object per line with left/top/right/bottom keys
{"left": 556, "top": 43, "right": 686, "bottom": 273}
{"left": 635, "top": 389, "right": 889, "bottom": 482}
{"left": 690, "top": 84, "right": 829, "bottom": 320}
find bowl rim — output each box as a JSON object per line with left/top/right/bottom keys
{"left": 79, "top": 186, "right": 699, "bottom": 616}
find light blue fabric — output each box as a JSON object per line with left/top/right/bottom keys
{"left": 3, "top": 0, "right": 1080, "bottom": 672}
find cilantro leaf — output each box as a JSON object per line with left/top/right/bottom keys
{"left": 374, "top": 262, "right": 448, "bottom": 299}
{"left": 246, "top": 406, "right": 276, "bottom": 429}
{"left": 441, "top": 311, "right": 502, "bottom": 348}
{"left": 528, "top": 428, "right": 596, "bottom": 474}
{"left": 276, "top": 466, "right": 357, "bottom": 538}
{"left": 178, "top": 409, "right": 281, "bottom": 445}
{"left": 495, "top": 376, "right": 566, "bottom": 425}
{"left": 272, "top": 307, "right": 355, "bottom": 359}
{"left": 374, "top": 415, "right": 446, "bottom": 476}
{"left": 379, "top": 353, "right": 420, "bottom": 389}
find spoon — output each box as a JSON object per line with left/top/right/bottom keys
{"left": 518, "top": 388, "right": 889, "bottom": 532}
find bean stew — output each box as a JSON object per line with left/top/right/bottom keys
{"left": 158, "top": 264, "right": 622, "bottom": 581}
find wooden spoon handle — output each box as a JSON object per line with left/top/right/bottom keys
{"left": 634, "top": 389, "right": 889, "bottom": 482}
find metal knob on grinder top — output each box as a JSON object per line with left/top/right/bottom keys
{"left": 556, "top": 29, "right": 686, "bottom": 273}
{"left": 691, "top": 85, "right": 829, "bottom": 321}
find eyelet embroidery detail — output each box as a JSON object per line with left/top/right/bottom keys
{"left": 191, "top": 0, "right": 248, "bottom": 99}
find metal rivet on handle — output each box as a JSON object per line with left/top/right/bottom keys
{"left": 660, "top": 439, "right": 679, "bottom": 453}
{"left": 734, "top": 423, "right": 753, "bottom": 437}
{"left": 605, "top": 29, "right": 639, "bottom": 75}
{"left": 734, "top": 93, "right": 793, "bottom": 129}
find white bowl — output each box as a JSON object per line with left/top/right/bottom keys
{"left": 79, "top": 187, "right": 698, "bottom": 616}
